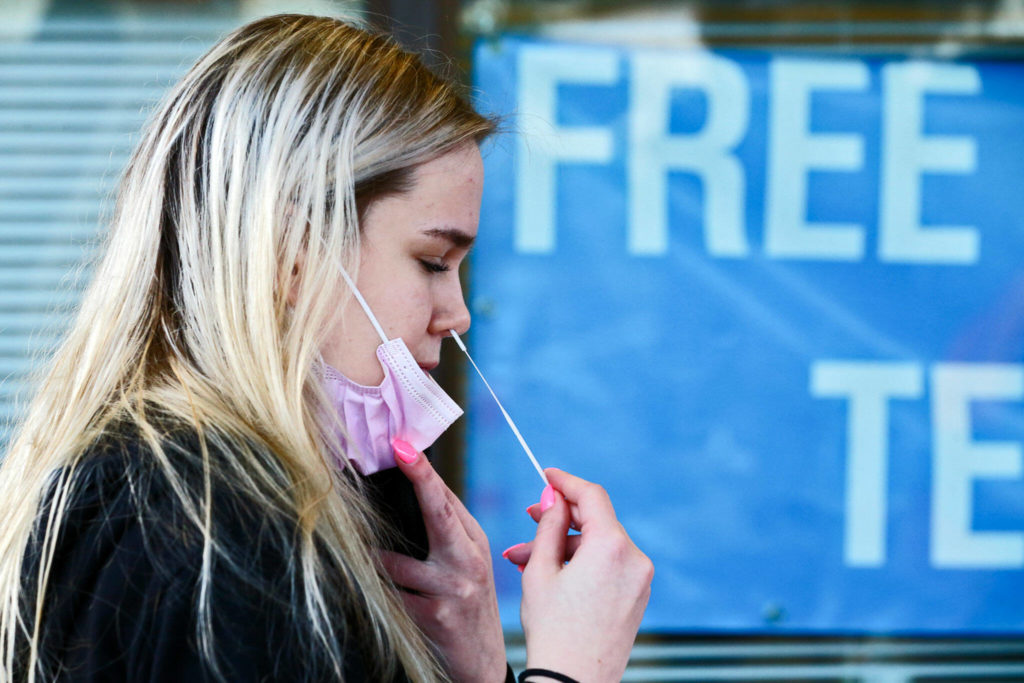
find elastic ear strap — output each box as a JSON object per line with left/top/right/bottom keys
{"left": 337, "top": 262, "right": 389, "bottom": 344}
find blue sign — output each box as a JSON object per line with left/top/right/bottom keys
{"left": 467, "top": 37, "right": 1024, "bottom": 633}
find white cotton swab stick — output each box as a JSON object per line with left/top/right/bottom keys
{"left": 449, "top": 329, "right": 549, "bottom": 486}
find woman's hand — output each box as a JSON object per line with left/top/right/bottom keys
{"left": 379, "top": 439, "right": 507, "bottom": 683}
{"left": 506, "top": 468, "right": 654, "bottom": 683}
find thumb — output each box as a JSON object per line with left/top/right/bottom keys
{"left": 525, "top": 485, "right": 569, "bottom": 574}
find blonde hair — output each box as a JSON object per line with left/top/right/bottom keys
{"left": 0, "top": 13, "right": 494, "bottom": 682}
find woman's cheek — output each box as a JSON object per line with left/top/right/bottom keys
{"left": 396, "top": 290, "right": 433, "bottom": 329}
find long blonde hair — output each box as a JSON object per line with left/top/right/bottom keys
{"left": 0, "top": 14, "right": 494, "bottom": 682}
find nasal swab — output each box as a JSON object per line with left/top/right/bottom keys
{"left": 449, "top": 329, "right": 549, "bottom": 486}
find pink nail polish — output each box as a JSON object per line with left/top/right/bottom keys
{"left": 502, "top": 543, "right": 524, "bottom": 559}
{"left": 517, "top": 564, "right": 525, "bottom": 573}
{"left": 539, "top": 485, "right": 555, "bottom": 512}
{"left": 392, "top": 439, "right": 418, "bottom": 464}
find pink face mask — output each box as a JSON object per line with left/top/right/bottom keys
{"left": 321, "top": 265, "right": 463, "bottom": 475}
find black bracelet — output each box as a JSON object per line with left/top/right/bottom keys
{"left": 517, "top": 668, "right": 580, "bottom": 683}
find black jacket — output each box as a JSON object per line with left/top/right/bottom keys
{"left": 20, "top": 428, "right": 432, "bottom": 682}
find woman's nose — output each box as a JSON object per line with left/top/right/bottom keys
{"left": 449, "top": 300, "right": 471, "bottom": 335}
{"left": 432, "top": 279, "right": 471, "bottom": 336}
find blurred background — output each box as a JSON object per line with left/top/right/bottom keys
{"left": 2, "top": 0, "right": 1024, "bottom": 680}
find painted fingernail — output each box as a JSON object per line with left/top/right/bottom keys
{"left": 392, "top": 439, "right": 418, "bottom": 464}
{"left": 517, "top": 564, "right": 525, "bottom": 573}
{"left": 502, "top": 543, "right": 525, "bottom": 559}
{"left": 540, "top": 485, "right": 555, "bottom": 512}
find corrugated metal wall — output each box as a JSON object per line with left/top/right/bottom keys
{"left": 0, "top": 15, "right": 235, "bottom": 443}
{"left": 505, "top": 635, "right": 1024, "bottom": 681}
{"left": 473, "top": 0, "right": 1024, "bottom": 55}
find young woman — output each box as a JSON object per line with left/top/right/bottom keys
{"left": 0, "top": 14, "right": 652, "bottom": 683}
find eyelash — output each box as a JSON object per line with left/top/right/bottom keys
{"left": 418, "top": 259, "right": 451, "bottom": 274}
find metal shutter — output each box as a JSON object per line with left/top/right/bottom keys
{"left": 0, "top": 17, "right": 231, "bottom": 443}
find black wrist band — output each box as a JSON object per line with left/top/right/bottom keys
{"left": 517, "top": 668, "right": 580, "bottom": 683}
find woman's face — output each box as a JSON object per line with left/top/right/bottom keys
{"left": 321, "top": 142, "right": 483, "bottom": 385}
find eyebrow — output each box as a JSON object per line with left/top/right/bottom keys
{"left": 421, "top": 227, "right": 476, "bottom": 249}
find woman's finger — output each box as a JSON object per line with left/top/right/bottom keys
{"left": 523, "top": 486, "right": 570, "bottom": 574}
{"left": 378, "top": 549, "right": 442, "bottom": 594}
{"left": 450, "top": 494, "right": 489, "bottom": 547}
{"left": 526, "top": 501, "right": 581, "bottom": 530}
{"left": 391, "top": 439, "right": 468, "bottom": 550}
{"left": 393, "top": 587, "right": 450, "bottom": 637}
{"left": 543, "top": 468, "right": 618, "bottom": 530}
{"left": 502, "top": 534, "right": 581, "bottom": 566}
{"left": 391, "top": 439, "right": 489, "bottom": 548}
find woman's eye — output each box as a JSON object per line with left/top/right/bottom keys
{"left": 418, "top": 259, "right": 451, "bottom": 274}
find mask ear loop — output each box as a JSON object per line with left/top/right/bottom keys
{"left": 337, "top": 262, "right": 389, "bottom": 345}
{"left": 449, "top": 329, "right": 549, "bottom": 486}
